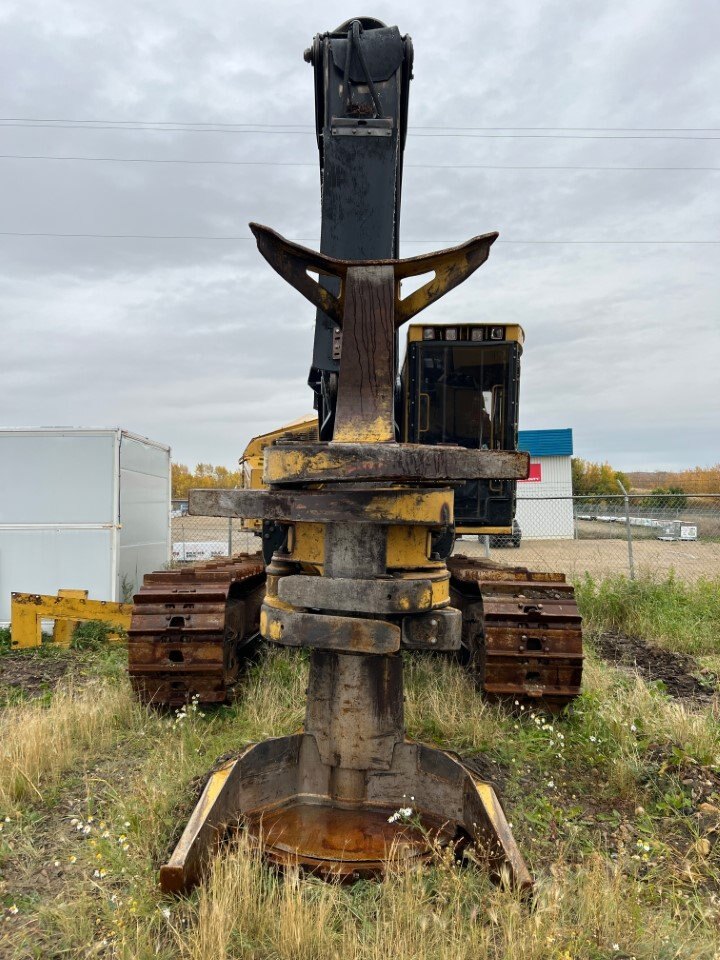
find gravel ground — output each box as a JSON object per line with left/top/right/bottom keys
{"left": 458, "top": 536, "right": 720, "bottom": 581}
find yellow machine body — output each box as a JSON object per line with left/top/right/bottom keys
{"left": 239, "top": 324, "right": 525, "bottom": 540}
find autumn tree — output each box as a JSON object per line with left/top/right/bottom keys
{"left": 571, "top": 458, "right": 630, "bottom": 497}
{"left": 674, "top": 464, "right": 720, "bottom": 494}
{"left": 172, "top": 462, "right": 243, "bottom": 499}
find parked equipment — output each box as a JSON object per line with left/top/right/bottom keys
{"left": 128, "top": 17, "right": 583, "bottom": 712}
{"left": 489, "top": 519, "right": 522, "bottom": 549}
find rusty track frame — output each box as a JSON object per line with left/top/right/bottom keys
{"left": 128, "top": 555, "right": 265, "bottom": 706}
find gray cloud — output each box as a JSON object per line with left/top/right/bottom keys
{"left": 1, "top": 0, "right": 718, "bottom": 471}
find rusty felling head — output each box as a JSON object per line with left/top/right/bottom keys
{"left": 248, "top": 222, "right": 498, "bottom": 328}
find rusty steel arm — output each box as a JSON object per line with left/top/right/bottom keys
{"left": 393, "top": 231, "right": 498, "bottom": 324}
{"left": 250, "top": 223, "right": 347, "bottom": 325}
{"left": 248, "top": 223, "right": 498, "bottom": 327}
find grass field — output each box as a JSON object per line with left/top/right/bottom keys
{"left": 0, "top": 578, "right": 718, "bottom": 959}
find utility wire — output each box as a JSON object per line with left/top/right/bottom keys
{"left": 1, "top": 116, "right": 719, "bottom": 132}
{"left": 1, "top": 232, "right": 717, "bottom": 244}
{"left": 1, "top": 121, "right": 719, "bottom": 140}
{"left": 2, "top": 153, "right": 719, "bottom": 172}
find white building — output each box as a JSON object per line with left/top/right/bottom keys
{"left": 0, "top": 428, "right": 170, "bottom": 623}
{"left": 515, "top": 429, "right": 574, "bottom": 539}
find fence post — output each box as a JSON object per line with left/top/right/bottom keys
{"left": 617, "top": 479, "right": 635, "bottom": 580}
{"left": 228, "top": 517, "right": 233, "bottom": 557}
{"left": 482, "top": 534, "right": 490, "bottom": 559}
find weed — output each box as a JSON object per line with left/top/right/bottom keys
{"left": 120, "top": 574, "right": 136, "bottom": 604}
{"left": 575, "top": 573, "right": 720, "bottom": 654}
{"left": 71, "top": 620, "right": 126, "bottom": 650}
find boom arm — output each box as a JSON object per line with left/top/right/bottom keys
{"left": 304, "top": 18, "right": 413, "bottom": 438}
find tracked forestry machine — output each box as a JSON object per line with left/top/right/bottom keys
{"left": 129, "top": 15, "right": 590, "bottom": 897}
{"left": 128, "top": 17, "right": 582, "bottom": 719}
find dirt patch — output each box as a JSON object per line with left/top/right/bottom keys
{"left": 0, "top": 652, "right": 75, "bottom": 700}
{"left": 592, "top": 632, "right": 719, "bottom": 704}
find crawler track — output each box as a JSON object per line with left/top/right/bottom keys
{"left": 448, "top": 555, "right": 583, "bottom": 710}
{"left": 129, "top": 553, "right": 583, "bottom": 710}
{"left": 128, "top": 553, "right": 265, "bottom": 707}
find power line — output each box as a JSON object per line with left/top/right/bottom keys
{"left": 2, "top": 153, "right": 719, "bottom": 172}
{"left": 1, "top": 121, "right": 719, "bottom": 140}
{"left": 0, "top": 153, "right": 315, "bottom": 168}
{"left": 1, "top": 231, "right": 717, "bottom": 244}
{"left": 1, "top": 116, "right": 719, "bottom": 132}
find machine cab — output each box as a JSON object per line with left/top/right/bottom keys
{"left": 401, "top": 323, "right": 523, "bottom": 532}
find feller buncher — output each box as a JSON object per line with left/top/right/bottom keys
{"left": 128, "top": 18, "right": 583, "bottom": 720}
{"left": 130, "top": 16, "right": 589, "bottom": 895}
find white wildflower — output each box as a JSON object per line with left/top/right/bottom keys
{"left": 387, "top": 807, "right": 413, "bottom": 823}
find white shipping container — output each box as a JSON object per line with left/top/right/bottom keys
{"left": 0, "top": 428, "right": 171, "bottom": 623}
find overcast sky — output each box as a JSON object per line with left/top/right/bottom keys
{"left": 1, "top": 0, "right": 718, "bottom": 471}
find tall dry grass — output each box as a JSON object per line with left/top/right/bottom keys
{"left": 0, "top": 679, "right": 144, "bottom": 812}
{"left": 404, "top": 654, "right": 503, "bottom": 752}
{"left": 172, "top": 832, "right": 705, "bottom": 960}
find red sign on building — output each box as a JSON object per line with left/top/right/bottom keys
{"left": 519, "top": 462, "right": 542, "bottom": 483}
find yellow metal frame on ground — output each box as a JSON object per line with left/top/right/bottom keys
{"left": 11, "top": 592, "right": 132, "bottom": 649}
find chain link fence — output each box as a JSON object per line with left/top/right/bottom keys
{"left": 171, "top": 494, "right": 720, "bottom": 581}
{"left": 459, "top": 493, "right": 720, "bottom": 581}
{"left": 171, "top": 505, "right": 256, "bottom": 562}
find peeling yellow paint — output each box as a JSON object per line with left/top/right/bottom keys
{"left": 290, "top": 522, "right": 325, "bottom": 564}
{"left": 387, "top": 526, "right": 431, "bottom": 568}
{"left": 333, "top": 413, "right": 394, "bottom": 444}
